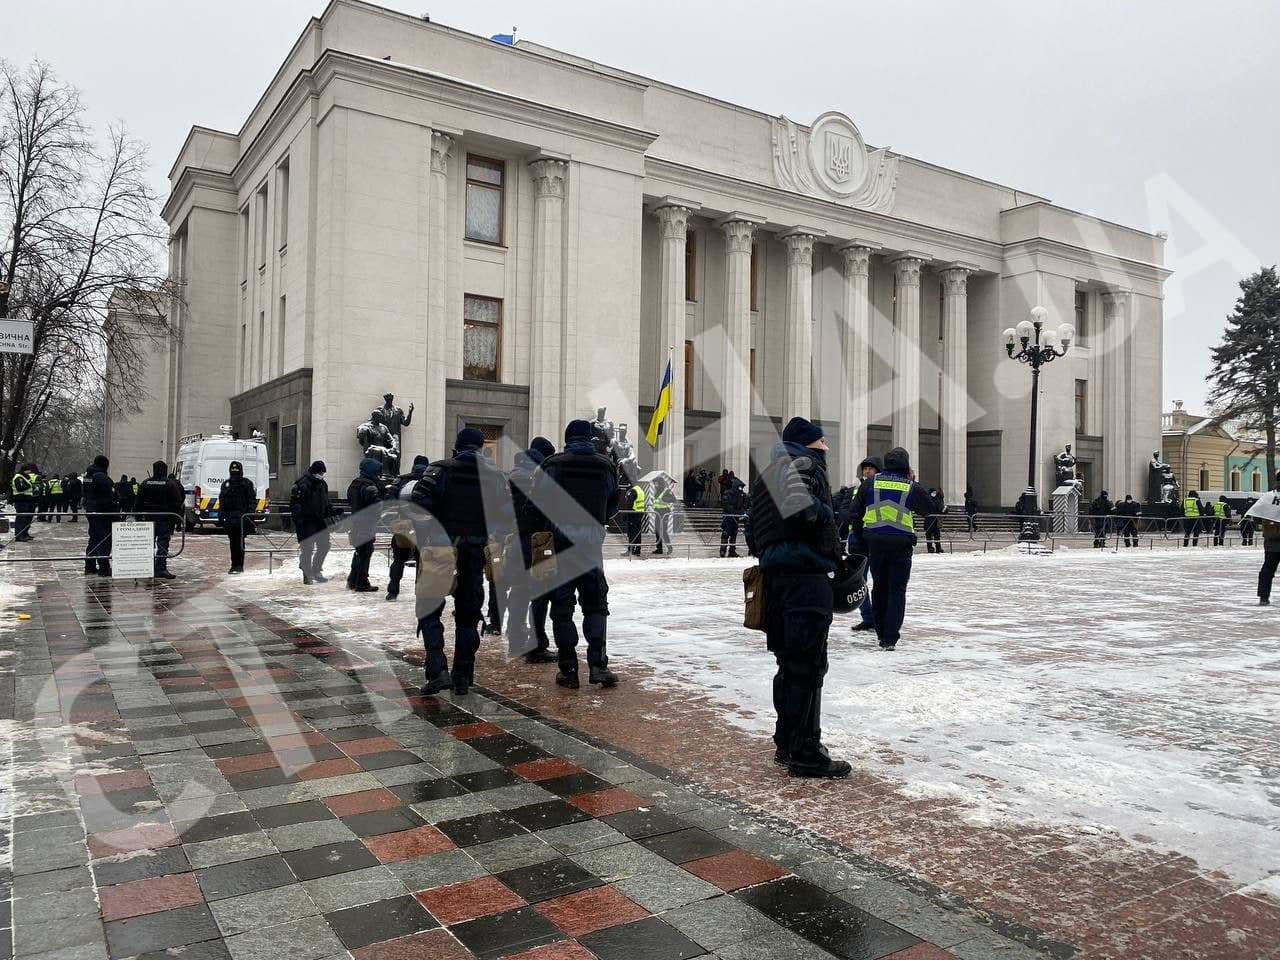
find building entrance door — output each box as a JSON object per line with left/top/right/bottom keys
{"left": 469, "top": 423, "right": 502, "bottom": 465}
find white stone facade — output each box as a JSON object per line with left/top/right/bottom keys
{"left": 117, "top": 0, "right": 1168, "bottom": 503}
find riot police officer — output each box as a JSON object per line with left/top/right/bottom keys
{"left": 410, "top": 428, "right": 512, "bottom": 695}
{"left": 508, "top": 437, "right": 556, "bottom": 662}
{"left": 536, "top": 420, "right": 620, "bottom": 689}
{"left": 218, "top": 461, "right": 257, "bottom": 573}
{"left": 719, "top": 471, "right": 746, "bottom": 557}
{"left": 745, "top": 417, "right": 847, "bottom": 778}
{"left": 83, "top": 455, "right": 119, "bottom": 575}
{"left": 134, "top": 460, "right": 185, "bottom": 579}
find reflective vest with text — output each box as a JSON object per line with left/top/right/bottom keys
{"left": 863, "top": 477, "right": 916, "bottom": 537}
{"left": 1183, "top": 498, "right": 1200, "bottom": 518}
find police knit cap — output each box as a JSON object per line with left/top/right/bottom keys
{"left": 530, "top": 436, "right": 555, "bottom": 458}
{"left": 564, "top": 420, "right": 593, "bottom": 443}
{"left": 782, "top": 416, "right": 823, "bottom": 447}
{"left": 229, "top": 461, "right": 243, "bottom": 475}
{"left": 309, "top": 460, "right": 327, "bottom": 474}
{"left": 93, "top": 455, "right": 109, "bottom": 470}
{"left": 884, "top": 447, "right": 911, "bottom": 472}
{"left": 456, "top": 428, "right": 485, "bottom": 451}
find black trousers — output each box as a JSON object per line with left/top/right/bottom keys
{"left": 348, "top": 540, "right": 374, "bottom": 587}
{"left": 720, "top": 515, "right": 741, "bottom": 557}
{"left": 298, "top": 530, "right": 330, "bottom": 578}
{"left": 419, "top": 543, "right": 485, "bottom": 682}
{"left": 68, "top": 497, "right": 80, "bottom": 520}
{"left": 486, "top": 575, "right": 503, "bottom": 631}
{"left": 1122, "top": 521, "right": 1138, "bottom": 546}
{"left": 1260, "top": 552, "right": 1279, "bottom": 602}
{"left": 226, "top": 523, "right": 246, "bottom": 570}
{"left": 85, "top": 516, "right": 113, "bottom": 574}
{"left": 924, "top": 521, "right": 941, "bottom": 553}
{"left": 154, "top": 523, "right": 173, "bottom": 573}
{"left": 1213, "top": 519, "right": 1227, "bottom": 546}
{"left": 763, "top": 569, "right": 832, "bottom": 759}
{"left": 387, "top": 541, "right": 414, "bottom": 595}
{"left": 551, "top": 543, "right": 609, "bottom": 675}
{"left": 1240, "top": 521, "right": 1255, "bottom": 546}
{"left": 14, "top": 499, "right": 34, "bottom": 539}
{"left": 868, "top": 543, "right": 914, "bottom": 645}
{"left": 1182, "top": 518, "right": 1200, "bottom": 546}
{"left": 625, "top": 515, "right": 643, "bottom": 556}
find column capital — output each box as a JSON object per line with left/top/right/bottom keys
{"left": 530, "top": 158, "right": 568, "bottom": 199}
{"left": 782, "top": 231, "right": 817, "bottom": 267}
{"left": 719, "top": 218, "right": 759, "bottom": 255}
{"left": 430, "top": 131, "right": 454, "bottom": 174}
{"left": 838, "top": 244, "right": 874, "bottom": 277}
{"left": 1101, "top": 287, "right": 1132, "bottom": 305}
{"left": 653, "top": 202, "right": 695, "bottom": 240}
{"left": 939, "top": 263, "right": 976, "bottom": 295}
{"left": 892, "top": 253, "right": 927, "bottom": 286}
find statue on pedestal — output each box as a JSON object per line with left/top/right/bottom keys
{"left": 612, "top": 423, "right": 640, "bottom": 485}
{"left": 590, "top": 406, "right": 615, "bottom": 457}
{"left": 1148, "top": 451, "right": 1179, "bottom": 504}
{"left": 1053, "top": 444, "right": 1083, "bottom": 494}
{"left": 378, "top": 393, "right": 414, "bottom": 442}
{"left": 357, "top": 409, "right": 400, "bottom": 475}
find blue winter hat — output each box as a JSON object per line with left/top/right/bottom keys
{"left": 309, "top": 460, "right": 327, "bottom": 474}
{"left": 412, "top": 455, "right": 430, "bottom": 470}
{"left": 564, "top": 420, "right": 593, "bottom": 443}
{"left": 529, "top": 436, "right": 555, "bottom": 459}
{"left": 455, "top": 428, "right": 485, "bottom": 452}
{"left": 359, "top": 457, "right": 382, "bottom": 479}
{"left": 782, "top": 416, "right": 824, "bottom": 447}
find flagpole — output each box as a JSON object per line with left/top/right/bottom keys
{"left": 665, "top": 343, "right": 674, "bottom": 477}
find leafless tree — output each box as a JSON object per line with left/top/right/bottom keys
{"left": 0, "top": 60, "right": 176, "bottom": 487}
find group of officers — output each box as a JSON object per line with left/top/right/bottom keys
{"left": 7, "top": 465, "right": 85, "bottom": 539}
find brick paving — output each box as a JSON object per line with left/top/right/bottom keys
{"left": 1, "top": 574, "right": 1063, "bottom": 960}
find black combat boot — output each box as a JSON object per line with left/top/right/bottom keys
{"left": 589, "top": 667, "right": 618, "bottom": 688}
{"left": 555, "top": 671, "right": 580, "bottom": 689}
{"left": 787, "top": 743, "right": 852, "bottom": 779}
{"left": 422, "top": 670, "right": 452, "bottom": 695}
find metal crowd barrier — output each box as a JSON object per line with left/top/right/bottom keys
{"left": 0, "top": 511, "right": 186, "bottom": 564}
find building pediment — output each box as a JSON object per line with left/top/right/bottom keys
{"left": 770, "top": 112, "right": 898, "bottom": 214}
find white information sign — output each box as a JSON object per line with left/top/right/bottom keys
{"left": 112, "top": 521, "right": 156, "bottom": 579}
{"left": 0, "top": 319, "right": 35, "bottom": 355}
{"left": 1245, "top": 491, "right": 1280, "bottom": 523}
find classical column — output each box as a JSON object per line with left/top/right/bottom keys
{"left": 1102, "top": 289, "right": 1131, "bottom": 497}
{"left": 529, "top": 159, "right": 568, "bottom": 444}
{"left": 892, "top": 253, "right": 926, "bottom": 457}
{"left": 719, "top": 217, "right": 758, "bottom": 477}
{"left": 838, "top": 243, "right": 876, "bottom": 485}
{"left": 424, "top": 130, "right": 453, "bottom": 461}
{"left": 940, "top": 264, "right": 973, "bottom": 499}
{"left": 782, "top": 229, "right": 819, "bottom": 418}
{"left": 654, "top": 200, "right": 695, "bottom": 478}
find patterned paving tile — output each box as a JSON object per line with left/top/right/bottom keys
{"left": 98, "top": 872, "right": 205, "bottom": 922}
{"left": 533, "top": 885, "right": 649, "bottom": 938}
{"left": 415, "top": 876, "right": 527, "bottom": 925}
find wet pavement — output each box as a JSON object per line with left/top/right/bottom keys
{"left": 2, "top": 524, "right": 1278, "bottom": 959}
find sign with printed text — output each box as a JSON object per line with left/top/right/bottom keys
{"left": 1245, "top": 492, "right": 1280, "bottom": 524}
{"left": 0, "top": 319, "right": 34, "bottom": 355}
{"left": 112, "top": 521, "right": 155, "bottom": 579}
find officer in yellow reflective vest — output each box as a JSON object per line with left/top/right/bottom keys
{"left": 1212, "top": 496, "right": 1232, "bottom": 546}
{"left": 48, "top": 475, "right": 64, "bottom": 522}
{"left": 847, "top": 447, "right": 934, "bottom": 651}
{"left": 650, "top": 476, "right": 674, "bottom": 555}
{"left": 1182, "top": 492, "right": 1202, "bottom": 547}
{"left": 623, "top": 483, "right": 645, "bottom": 557}
{"left": 10, "top": 464, "right": 39, "bottom": 542}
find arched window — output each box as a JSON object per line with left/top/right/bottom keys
{"left": 1199, "top": 468, "right": 1210, "bottom": 490}
{"left": 1230, "top": 469, "right": 1241, "bottom": 491}
{"left": 1253, "top": 469, "right": 1263, "bottom": 492}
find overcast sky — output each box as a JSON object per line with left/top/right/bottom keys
{"left": 9, "top": 0, "right": 1277, "bottom": 413}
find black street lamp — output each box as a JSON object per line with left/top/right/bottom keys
{"left": 1003, "top": 306, "right": 1075, "bottom": 535}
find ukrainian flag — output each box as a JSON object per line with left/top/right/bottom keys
{"left": 645, "top": 359, "right": 673, "bottom": 448}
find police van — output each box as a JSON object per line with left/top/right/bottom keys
{"left": 174, "top": 428, "right": 271, "bottom": 531}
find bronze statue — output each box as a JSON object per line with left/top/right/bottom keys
{"left": 379, "top": 393, "right": 414, "bottom": 441}
{"left": 1053, "top": 444, "right": 1082, "bottom": 493}
{"left": 357, "top": 409, "right": 400, "bottom": 475}
{"left": 1148, "top": 451, "right": 1179, "bottom": 504}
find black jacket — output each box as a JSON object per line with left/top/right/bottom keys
{"left": 535, "top": 438, "right": 620, "bottom": 550}
{"left": 290, "top": 472, "right": 335, "bottom": 539}
{"left": 218, "top": 475, "right": 257, "bottom": 527}
{"left": 848, "top": 471, "right": 934, "bottom": 550}
{"left": 346, "top": 473, "right": 383, "bottom": 542}
{"left": 84, "top": 465, "right": 119, "bottom": 515}
{"left": 721, "top": 478, "right": 746, "bottom": 515}
{"left": 1090, "top": 495, "right": 1113, "bottom": 517}
{"left": 65, "top": 476, "right": 83, "bottom": 501}
{"left": 744, "top": 441, "right": 841, "bottom": 571}
{"left": 135, "top": 470, "right": 185, "bottom": 523}
{"left": 508, "top": 448, "right": 549, "bottom": 544}
{"left": 410, "top": 448, "right": 511, "bottom": 546}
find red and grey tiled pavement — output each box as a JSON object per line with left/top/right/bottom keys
{"left": 0, "top": 577, "right": 1069, "bottom": 960}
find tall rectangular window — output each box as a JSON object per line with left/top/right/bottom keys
{"left": 464, "top": 156, "right": 504, "bottom": 244}
{"left": 268, "top": 419, "right": 280, "bottom": 478}
{"left": 277, "top": 295, "right": 287, "bottom": 377}
{"left": 749, "top": 244, "right": 759, "bottom": 312}
{"left": 255, "top": 184, "right": 268, "bottom": 268}
{"left": 239, "top": 323, "right": 247, "bottom": 391}
{"left": 684, "top": 339, "right": 694, "bottom": 408}
{"left": 685, "top": 230, "right": 696, "bottom": 301}
{"left": 239, "top": 207, "right": 250, "bottom": 281}
{"left": 463, "top": 295, "right": 501, "bottom": 381}
{"left": 1074, "top": 379, "right": 1087, "bottom": 434}
{"left": 1075, "top": 290, "right": 1088, "bottom": 342}
{"left": 749, "top": 347, "right": 757, "bottom": 397}
{"left": 276, "top": 159, "right": 290, "bottom": 248}
{"left": 256, "top": 311, "right": 265, "bottom": 384}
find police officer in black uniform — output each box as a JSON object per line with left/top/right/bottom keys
{"left": 719, "top": 471, "right": 746, "bottom": 557}
{"left": 508, "top": 437, "right": 557, "bottom": 662}
{"left": 218, "top": 461, "right": 257, "bottom": 574}
{"left": 410, "top": 427, "right": 512, "bottom": 695}
{"left": 536, "top": 419, "right": 621, "bottom": 689}
{"left": 745, "top": 416, "right": 848, "bottom": 778}
{"left": 346, "top": 457, "right": 384, "bottom": 592}
{"left": 1115, "top": 494, "right": 1141, "bottom": 547}
{"left": 134, "top": 460, "right": 185, "bottom": 579}
{"left": 1090, "top": 490, "right": 1113, "bottom": 548}
{"left": 83, "top": 455, "right": 119, "bottom": 575}
{"left": 291, "top": 461, "right": 337, "bottom": 585}
{"left": 65, "top": 472, "right": 82, "bottom": 522}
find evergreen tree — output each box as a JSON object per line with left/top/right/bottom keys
{"left": 1206, "top": 266, "right": 1280, "bottom": 489}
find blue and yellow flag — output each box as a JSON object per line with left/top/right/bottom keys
{"left": 645, "top": 359, "right": 673, "bottom": 448}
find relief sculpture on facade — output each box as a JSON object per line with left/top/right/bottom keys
{"left": 771, "top": 111, "right": 899, "bottom": 214}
